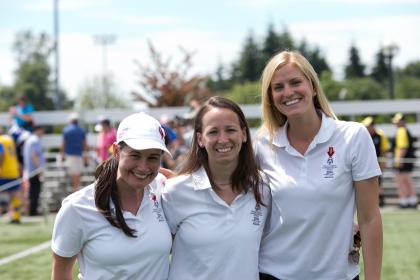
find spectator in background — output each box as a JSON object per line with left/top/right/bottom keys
{"left": 60, "top": 113, "right": 88, "bottom": 192}
{"left": 362, "top": 116, "right": 390, "bottom": 207}
{"left": 392, "top": 113, "right": 418, "bottom": 209}
{"left": 23, "top": 126, "right": 45, "bottom": 216}
{"left": 96, "top": 116, "right": 116, "bottom": 163}
{"left": 9, "top": 95, "right": 34, "bottom": 132}
{"left": 0, "top": 129, "right": 22, "bottom": 223}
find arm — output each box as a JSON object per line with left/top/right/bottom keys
{"left": 51, "top": 252, "right": 77, "bottom": 280}
{"left": 354, "top": 177, "right": 383, "bottom": 280}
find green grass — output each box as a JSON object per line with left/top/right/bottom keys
{"left": 0, "top": 210, "right": 419, "bottom": 280}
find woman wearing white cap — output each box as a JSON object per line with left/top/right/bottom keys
{"left": 51, "top": 112, "right": 172, "bottom": 280}
{"left": 162, "top": 96, "right": 271, "bottom": 280}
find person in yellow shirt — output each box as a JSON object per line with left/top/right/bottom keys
{"left": 392, "top": 113, "right": 417, "bottom": 209}
{"left": 362, "top": 116, "right": 390, "bottom": 207}
{"left": 0, "top": 132, "right": 22, "bottom": 223}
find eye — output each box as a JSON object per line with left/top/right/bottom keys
{"left": 148, "top": 155, "right": 161, "bottom": 162}
{"left": 273, "top": 84, "right": 284, "bottom": 91}
{"left": 291, "top": 80, "right": 302, "bottom": 86}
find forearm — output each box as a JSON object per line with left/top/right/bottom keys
{"left": 359, "top": 212, "right": 383, "bottom": 280}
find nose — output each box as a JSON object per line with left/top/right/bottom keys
{"left": 217, "top": 131, "right": 229, "bottom": 142}
{"left": 136, "top": 159, "right": 149, "bottom": 170}
{"left": 283, "top": 83, "right": 293, "bottom": 97}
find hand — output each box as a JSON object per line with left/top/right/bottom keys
{"left": 159, "top": 167, "right": 176, "bottom": 179}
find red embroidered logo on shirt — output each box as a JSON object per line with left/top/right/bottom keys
{"left": 327, "top": 146, "right": 335, "bottom": 157}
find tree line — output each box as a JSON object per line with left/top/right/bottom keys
{"left": 1, "top": 25, "right": 420, "bottom": 112}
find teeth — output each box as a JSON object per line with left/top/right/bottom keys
{"left": 217, "top": 147, "right": 232, "bottom": 153}
{"left": 133, "top": 173, "right": 148, "bottom": 179}
{"left": 284, "top": 99, "right": 299, "bottom": 106}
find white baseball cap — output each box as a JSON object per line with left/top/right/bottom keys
{"left": 117, "top": 112, "right": 171, "bottom": 156}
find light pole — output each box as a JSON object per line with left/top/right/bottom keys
{"left": 382, "top": 43, "right": 399, "bottom": 100}
{"left": 93, "top": 34, "right": 116, "bottom": 95}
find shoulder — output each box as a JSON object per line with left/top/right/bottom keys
{"left": 62, "top": 184, "right": 95, "bottom": 209}
{"left": 164, "top": 173, "right": 193, "bottom": 193}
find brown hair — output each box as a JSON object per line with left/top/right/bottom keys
{"left": 179, "top": 96, "right": 265, "bottom": 205}
{"left": 94, "top": 142, "right": 136, "bottom": 237}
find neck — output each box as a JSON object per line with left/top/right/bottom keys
{"left": 208, "top": 162, "right": 236, "bottom": 189}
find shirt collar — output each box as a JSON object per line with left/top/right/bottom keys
{"left": 191, "top": 167, "right": 212, "bottom": 191}
{"left": 271, "top": 111, "right": 337, "bottom": 148}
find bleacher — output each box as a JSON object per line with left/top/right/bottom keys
{"left": 1, "top": 99, "right": 420, "bottom": 211}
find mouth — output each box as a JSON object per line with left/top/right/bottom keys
{"left": 132, "top": 172, "right": 150, "bottom": 180}
{"left": 216, "top": 146, "right": 233, "bottom": 153}
{"left": 283, "top": 98, "right": 300, "bottom": 106}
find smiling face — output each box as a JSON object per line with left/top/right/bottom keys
{"left": 115, "top": 144, "right": 162, "bottom": 192}
{"left": 270, "top": 63, "right": 317, "bottom": 120}
{"left": 197, "top": 107, "right": 247, "bottom": 168}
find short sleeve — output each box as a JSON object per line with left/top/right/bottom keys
{"left": 350, "top": 125, "right": 382, "bottom": 181}
{"left": 161, "top": 183, "right": 181, "bottom": 235}
{"left": 51, "top": 201, "right": 85, "bottom": 257}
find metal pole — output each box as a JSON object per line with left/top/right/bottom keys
{"left": 93, "top": 35, "right": 116, "bottom": 95}
{"left": 53, "top": 0, "right": 60, "bottom": 109}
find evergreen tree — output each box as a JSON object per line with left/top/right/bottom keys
{"left": 261, "top": 23, "right": 281, "bottom": 63}
{"left": 297, "top": 41, "right": 330, "bottom": 75}
{"left": 370, "top": 48, "right": 388, "bottom": 83}
{"left": 344, "top": 44, "right": 365, "bottom": 79}
{"left": 278, "top": 28, "right": 295, "bottom": 51}
{"left": 237, "top": 31, "right": 262, "bottom": 82}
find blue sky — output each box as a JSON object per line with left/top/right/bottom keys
{"left": 1, "top": 0, "right": 419, "bottom": 101}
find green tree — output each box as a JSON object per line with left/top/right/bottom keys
{"left": 0, "top": 85, "right": 16, "bottom": 111}
{"left": 395, "top": 77, "right": 420, "bottom": 99}
{"left": 261, "top": 23, "right": 281, "bottom": 63}
{"left": 342, "top": 78, "right": 386, "bottom": 100}
{"left": 278, "top": 28, "right": 295, "bottom": 51}
{"left": 75, "top": 74, "right": 129, "bottom": 110}
{"left": 12, "top": 30, "right": 55, "bottom": 110}
{"left": 297, "top": 42, "right": 330, "bottom": 75}
{"left": 398, "top": 61, "right": 420, "bottom": 78}
{"left": 344, "top": 44, "right": 365, "bottom": 79}
{"left": 237, "top": 31, "right": 262, "bottom": 82}
{"left": 319, "top": 72, "right": 344, "bottom": 101}
{"left": 371, "top": 49, "right": 388, "bottom": 83}
{"left": 224, "top": 81, "right": 261, "bottom": 104}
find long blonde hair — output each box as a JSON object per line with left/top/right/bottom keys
{"left": 259, "top": 50, "right": 337, "bottom": 142}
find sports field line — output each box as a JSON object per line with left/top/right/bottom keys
{"left": 0, "top": 241, "right": 51, "bottom": 266}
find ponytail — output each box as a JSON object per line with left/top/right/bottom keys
{"left": 94, "top": 144, "right": 137, "bottom": 237}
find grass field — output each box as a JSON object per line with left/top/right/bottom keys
{"left": 0, "top": 209, "right": 419, "bottom": 279}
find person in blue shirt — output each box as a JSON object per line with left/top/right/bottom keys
{"left": 60, "top": 113, "right": 88, "bottom": 192}
{"left": 9, "top": 95, "right": 34, "bottom": 132}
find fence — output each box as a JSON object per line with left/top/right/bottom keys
{"left": 1, "top": 98, "right": 420, "bottom": 211}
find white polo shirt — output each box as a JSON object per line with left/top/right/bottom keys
{"left": 256, "top": 114, "right": 381, "bottom": 280}
{"left": 162, "top": 167, "right": 271, "bottom": 280}
{"left": 51, "top": 174, "right": 171, "bottom": 280}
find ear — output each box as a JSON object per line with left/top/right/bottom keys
{"left": 242, "top": 127, "right": 247, "bottom": 143}
{"left": 196, "top": 132, "right": 204, "bottom": 148}
{"left": 112, "top": 143, "right": 120, "bottom": 159}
